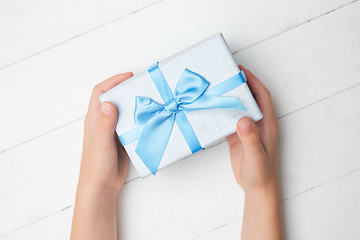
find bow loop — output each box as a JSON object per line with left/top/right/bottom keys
{"left": 174, "top": 69, "right": 209, "bottom": 105}
{"left": 134, "top": 96, "right": 164, "bottom": 125}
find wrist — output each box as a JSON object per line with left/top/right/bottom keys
{"left": 76, "top": 178, "right": 118, "bottom": 203}
{"left": 244, "top": 178, "right": 280, "bottom": 201}
{"left": 242, "top": 177, "right": 284, "bottom": 240}
{"left": 71, "top": 178, "right": 118, "bottom": 240}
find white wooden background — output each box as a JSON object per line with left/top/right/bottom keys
{"left": 1, "top": 0, "right": 359, "bottom": 239}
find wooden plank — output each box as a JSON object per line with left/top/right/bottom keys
{"left": 0, "top": 206, "right": 74, "bottom": 240}
{"left": 192, "top": 170, "right": 360, "bottom": 240}
{"left": 282, "top": 170, "right": 360, "bottom": 240}
{"left": 233, "top": 4, "right": 360, "bottom": 119}
{"left": 1, "top": 0, "right": 360, "bottom": 237}
{"left": 278, "top": 84, "right": 360, "bottom": 200}
{"left": 0, "top": 0, "right": 159, "bottom": 69}
{"left": 0, "top": 119, "right": 139, "bottom": 236}
{"left": 0, "top": 120, "right": 81, "bottom": 236}
{"left": 0, "top": 0, "right": 353, "bottom": 153}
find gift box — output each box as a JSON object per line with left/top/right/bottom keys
{"left": 99, "top": 33, "right": 263, "bottom": 178}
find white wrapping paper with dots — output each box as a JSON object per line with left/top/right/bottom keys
{"left": 99, "top": 33, "right": 263, "bottom": 178}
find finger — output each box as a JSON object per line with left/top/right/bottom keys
{"left": 226, "top": 132, "right": 240, "bottom": 147}
{"left": 91, "top": 72, "right": 133, "bottom": 99}
{"left": 229, "top": 139, "right": 243, "bottom": 182}
{"left": 238, "top": 65, "right": 279, "bottom": 146}
{"left": 85, "top": 72, "right": 133, "bottom": 131}
{"left": 88, "top": 72, "right": 133, "bottom": 114}
{"left": 238, "top": 65, "right": 277, "bottom": 123}
{"left": 236, "top": 117, "right": 265, "bottom": 160}
{"left": 92, "top": 101, "right": 118, "bottom": 152}
{"left": 115, "top": 133, "right": 129, "bottom": 177}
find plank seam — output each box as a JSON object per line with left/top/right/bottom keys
{"left": 281, "top": 167, "right": 360, "bottom": 203}
{"left": 232, "top": 0, "right": 359, "bottom": 55}
{"left": 277, "top": 82, "right": 360, "bottom": 120}
{"left": 0, "top": 205, "right": 74, "bottom": 238}
{"left": 0, "top": 116, "right": 85, "bottom": 155}
{"left": 188, "top": 218, "right": 240, "bottom": 240}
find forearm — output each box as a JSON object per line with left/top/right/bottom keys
{"left": 70, "top": 182, "right": 118, "bottom": 240}
{"left": 241, "top": 183, "right": 283, "bottom": 240}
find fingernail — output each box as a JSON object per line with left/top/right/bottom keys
{"left": 238, "top": 64, "right": 247, "bottom": 70}
{"left": 101, "top": 102, "right": 112, "bottom": 116}
{"left": 240, "top": 120, "right": 252, "bottom": 132}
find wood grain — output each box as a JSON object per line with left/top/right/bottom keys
{"left": 0, "top": 0, "right": 359, "bottom": 239}
{"left": 193, "top": 170, "right": 360, "bottom": 240}
{"left": 0, "top": 206, "right": 74, "bottom": 240}
{"left": 282, "top": 170, "right": 360, "bottom": 240}
{"left": 0, "top": 0, "right": 159, "bottom": 69}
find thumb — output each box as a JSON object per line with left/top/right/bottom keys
{"left": 93, "top": 101, "right": 118, "bottom": 151}
{"left": 236, "top": 117, "right": 264, "bottom": 159}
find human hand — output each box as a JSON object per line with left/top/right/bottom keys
{"left": 71, "top": 72, "right": 133, "bottom": 240}
{"left": 226, "top": 65, "right": 279, "bottom": 194}
{"left": 78, "top": 72, "right": 134, "bottom": 194}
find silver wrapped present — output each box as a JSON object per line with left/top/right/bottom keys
{"left": 100, "top": 33, "right": 263, "bottom": 178}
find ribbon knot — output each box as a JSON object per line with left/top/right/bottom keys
{"left": 133, "top": 63, "right": 247, "bottom": 175}
{"left": 165, "top": 99, "right": 179, "bottom": 113}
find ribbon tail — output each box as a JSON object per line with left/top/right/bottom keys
{"left": 135, "top": 111, "right": 175, "bottom": 175}
{"left": 181, "top": 94, "right": 247, "bottom": 112}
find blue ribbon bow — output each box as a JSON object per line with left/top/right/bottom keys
{"left": 132, "top": 62, "right": 247, "bottom": 175}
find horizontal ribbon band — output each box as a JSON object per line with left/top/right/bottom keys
{"left": 119, "top": 70, "right": 247, "bottom": 145}
{"left": 119, "top": 62, "right": 247, "bottom": 175}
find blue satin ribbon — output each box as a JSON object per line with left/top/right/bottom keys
{"left": 120, "top": 62, "right": 247, "bottom": 175}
